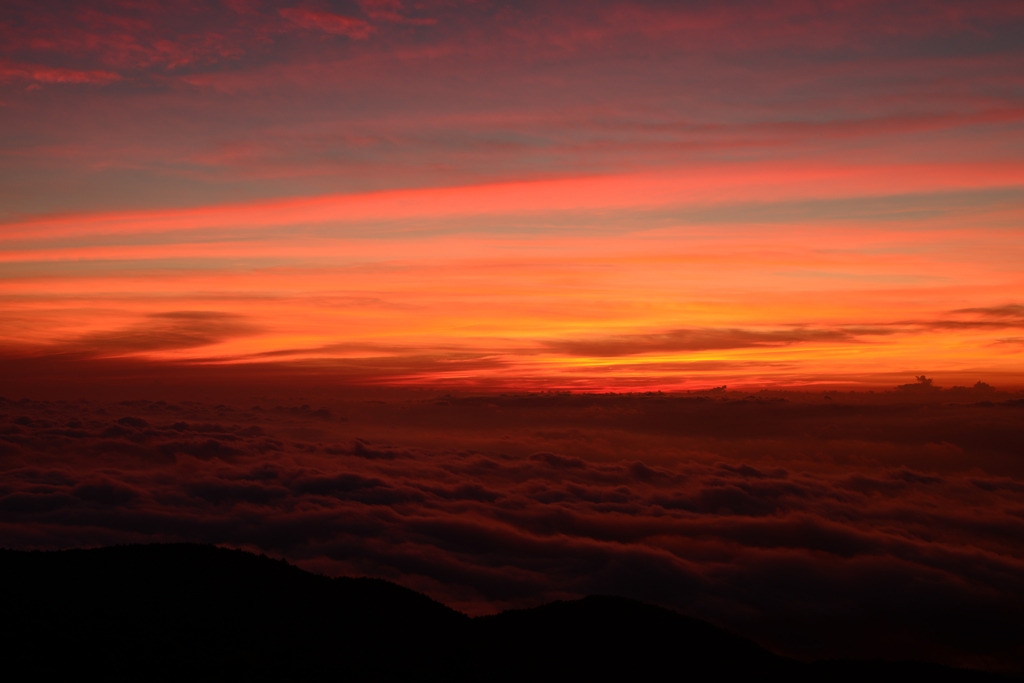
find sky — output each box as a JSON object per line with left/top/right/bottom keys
{"left": 3, "top": 3, "right": 1024, "bottom": 673}
{"left": 2, "top": 0, "right": 1024, "bottom": 390}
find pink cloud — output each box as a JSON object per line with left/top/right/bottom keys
{"left": 279, "top": 7, "right": 376, "bottom": 39}
{"left": 1, "top": 2, "right": 272, "bottom": 75}
{"left": 0, "top": 60, "right": 121, "bottom": 85}
{"left": 357, "top": 0, "right": 437, "bottom": 26}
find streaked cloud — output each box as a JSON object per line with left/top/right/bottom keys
{"left": 542, "top": 328, "right": 873, "bottom": 358}
{"left": 66, "top": 311, "right": 259, "bottom": 356}
{"left": 279, "top": 7, "right": 375, "bottom": 39}
{"left": 0, "top": 60, "right": 121, "bottom": 85}
{"left": 1, "top": 0, "right": 1022, "bottom": 388}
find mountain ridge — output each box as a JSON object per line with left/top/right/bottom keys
{"left": 0, "top": 543, "right": 1010, "bottom": 681}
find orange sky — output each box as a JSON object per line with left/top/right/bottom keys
{"left": 3, "top": 160, "right": 1023, "bottom": 390}
{"left": 2, "top": 1, "right": 1023, "bottom": 390}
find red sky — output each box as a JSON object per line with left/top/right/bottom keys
{"left": 3, "top": 6, "right": 1024, "bottom": 672}
{"left": 2, "top": 0, "right": 1024, "bottom": 389}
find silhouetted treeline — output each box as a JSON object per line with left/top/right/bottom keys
{"left": 0, "top": 544, "right": 1009, "bottom": 682}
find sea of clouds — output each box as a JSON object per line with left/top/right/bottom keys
{"left": 1, "top": 391, "right": 1022, "bottom": 671}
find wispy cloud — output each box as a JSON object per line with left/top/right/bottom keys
{"left": 542, "top": 327, "right": 878, "bottom": 357}
{"left": 357, "top": 0, "right": 437, "bottom": 26}
{"left": 65, "top": 312, "right": 259, "bottom": 356}
{"left": 952, "top": 304, "right": 1024, "bottom": 319}
{"left": 0, "top": 61, "right": 121, "bottom": 85}
{"left": 278, "top": 7, "right": 375, "bottom": 39}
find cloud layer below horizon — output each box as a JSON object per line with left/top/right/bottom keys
{"left": 1, "top": 391, "right": 1022, "bottom": 671}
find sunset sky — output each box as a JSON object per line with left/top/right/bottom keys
{"left": 3, "top": 0, "right": 1024, "bottom": 389}
{"left": 4, "top": 4, "right": 1024, "bottom": 673}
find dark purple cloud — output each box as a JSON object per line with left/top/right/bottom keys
{"left": 66, "top": 311, "right": 259, "bottom": 355}
{"left": 542, "top": 327, "right": 870, "bottom": 357}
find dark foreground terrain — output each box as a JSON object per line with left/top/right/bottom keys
{"left": 0, "top": 544, "right": 1010, "bottom": 682}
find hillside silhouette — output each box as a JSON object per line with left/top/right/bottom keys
{"left": 0, "top": 544, "right": 1008, "bottom": 681}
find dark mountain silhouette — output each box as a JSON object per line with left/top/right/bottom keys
{"left": 0, "top": 544, "right": 1008, "bottom": 682}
